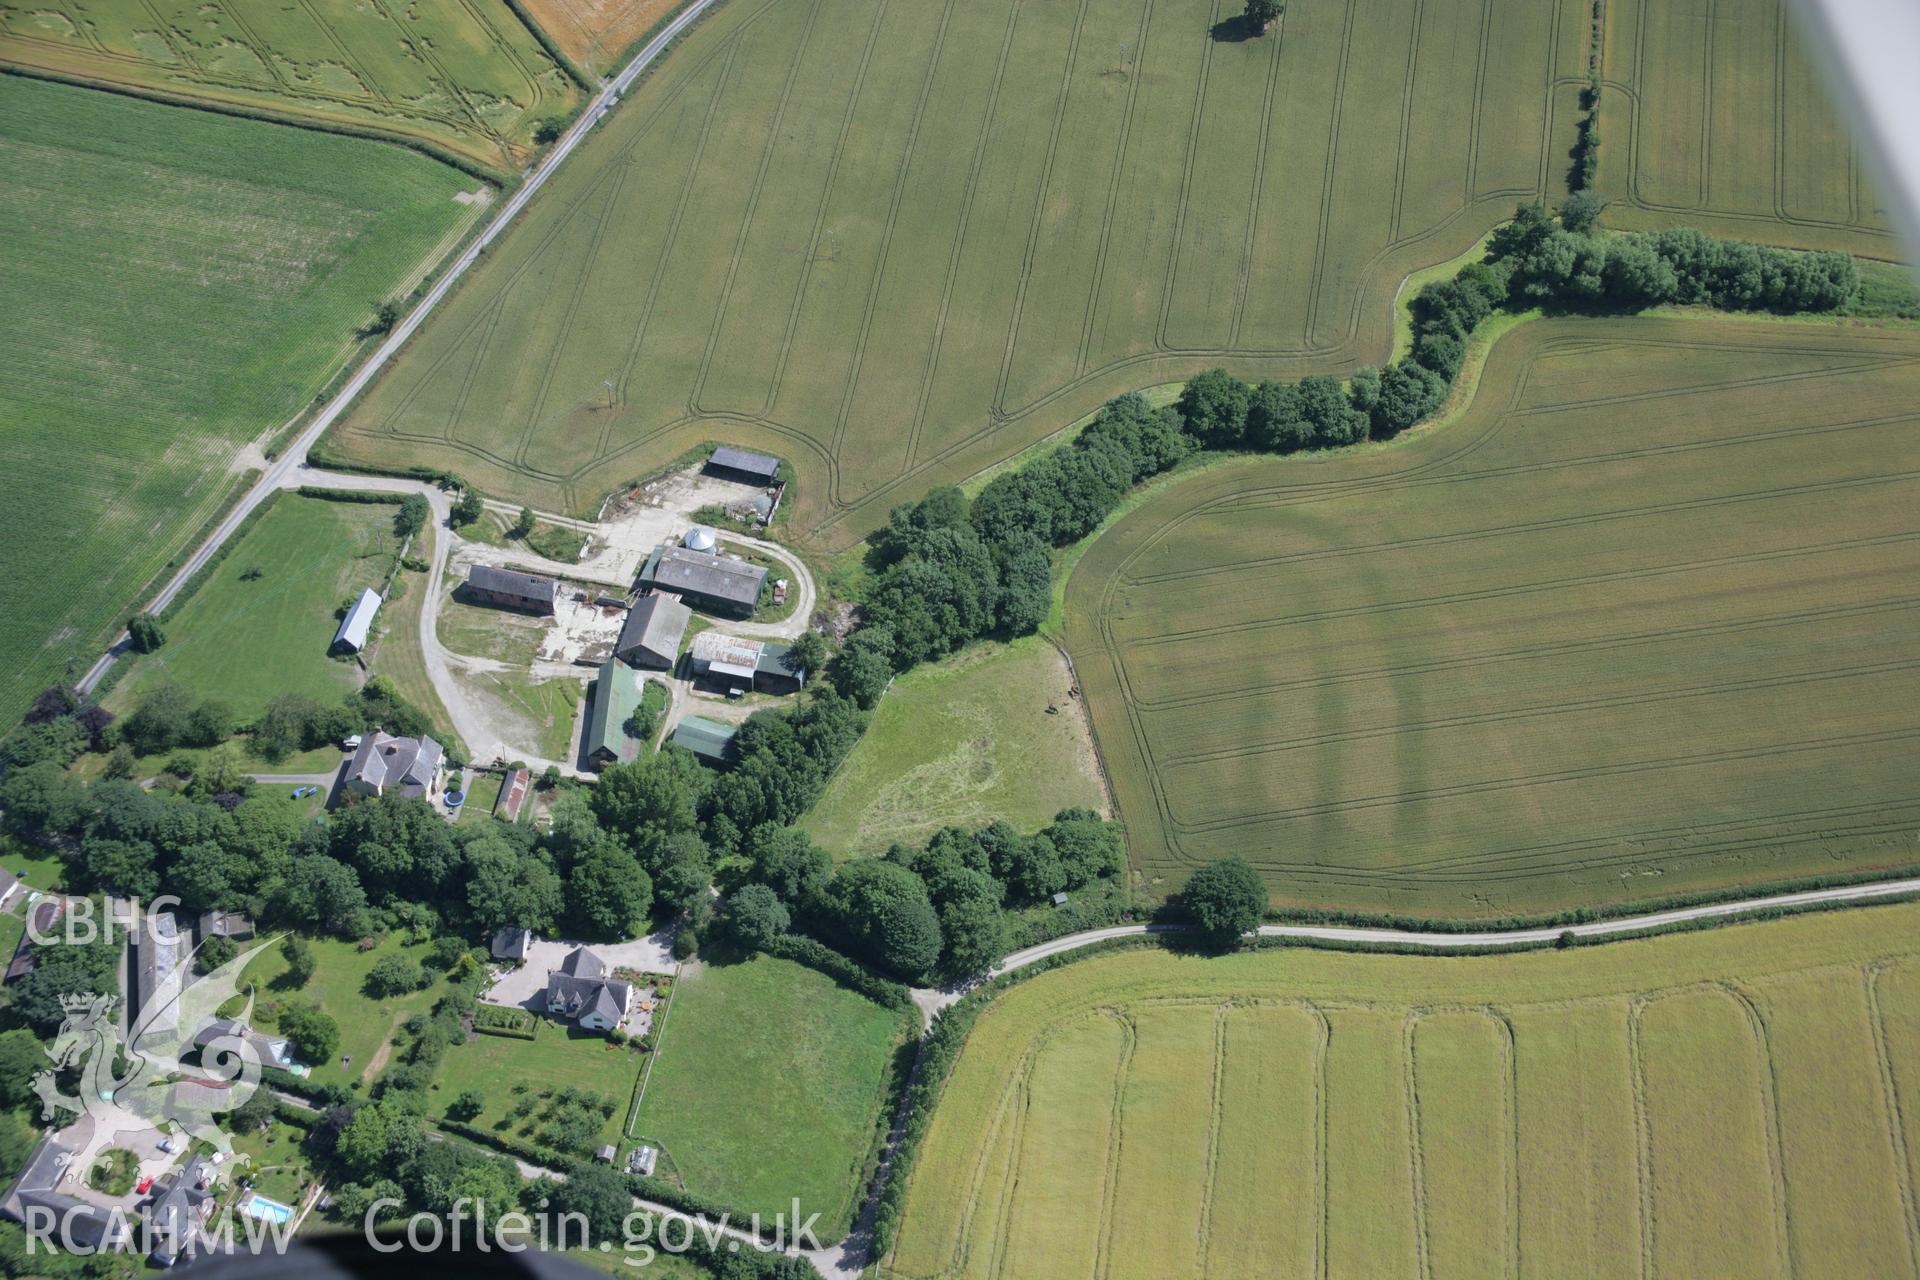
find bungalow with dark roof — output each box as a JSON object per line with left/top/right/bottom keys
{"left": 542, "top": 947, "right": 632, "bottom": 1033}
{"left": 464, "top": 564, "right": 561, "bottom": 615}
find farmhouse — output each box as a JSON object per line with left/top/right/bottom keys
{"left": 543, "top": 947, "right": 632, "bottom": 1033}
{"left": 705, "top": 446, "right": 780, "bottom": 485}
{"left": 190, "top": 1018, "right": 299, "bottom": 1071}
{"left": 670, "top": 715, "right": 738, "bottom": 768}
{"left": 637, "top": 544, "right": 765, "bottom": 618}
{"left": 585, "top": 660, "right": 650, "bottom": 768}
{"left": 344, "top": 729, "right": 444, "bottom": 801}
{"left": 141, "top": 1154, "right": 215, "bottom": 1266}
{"left": 333, "top": 587, "right": 381, "bottom": 653}
{"left": 463, "top": 564, "right": 561, "bottom": 615}
{"left": 689, "top": 632, "right": 806, "bottom": 695}
{"left": 1, "top": 1133, "right": 133, "bottom": 1253}
{"left": 615, "top": 594, "right": 691, "bottom": 670}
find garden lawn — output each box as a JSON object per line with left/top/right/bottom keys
{"left": 803, "top": 638, "right": 1107, "bottom": 857}
{"left": 107, "top": 495, "right": 398, "bottom": 721}
{"left": 228, "top": 1123, "right": 319, "bottom": 1213}
{"left": 431, "top": 1025, "right": 643, "bottom": 1154}
{"left": 889, "top": 901, "right": 1920, "bottom": 1280}
{"left": 0, "top": 74, "right": 478, "bottom": 725}
{"left": 630, "top": 954, "right": 908, "bottom": 1238}
{"left": 237, "top": 934, "right": 448, "bottom": 1091}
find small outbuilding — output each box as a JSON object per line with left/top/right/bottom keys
{"left": 683, "top": 525, "right": 718, "bottom": 553}
{"left": 705, "top": 446, "right": 780, "bottom": 485}
{"left": 333, "top": 588, "right": 381, "bottom": 653}
{"left": 491, "top": 927, "right": 532, "bottom": 963}
{"left": 669, "top": 715, "right": 739, "bottom": 768}
{"left": 197, "top": 910, "right": 255, "bottom": 943}
{"left": 616, "top": 594, "right": 691, "bottom": 671}
{"left": 464, "top": 564, "right": 561, "bottom": 615}
{"left": 597, "top": 1144, "right": 617, "bottom": 1165}
{"left": 626, "top": 1145, "right": 659, "bottom": 1177}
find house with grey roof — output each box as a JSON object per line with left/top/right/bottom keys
{"left": 130, "top": 911, "right": 183, "bottom": 1038}
{"left": 637, "top": 545, "right": 766, "bottom": 618}
{"left": 464, "top": 564, "right": 561, "bottom": 615}
{"left": 344, "top": 729, "right": 444, "bottom": 801}
{"left": 190, "top": 1017, "right": 299, "bottom": 1071}
{"left": 615, "top": 593, "right": 691, "bottom": 670}
{"left": 333, "top": 587, "right": 381, "bottom": 653}
{"left": 542, "top": 947, "right": 632, "bottom": 1033}
{"left": 141, "top": 1154, "right": 215, "bottom": 1267}
{"left": 1, "top": 1133, "right": 133, "bottom": 1255}
{"left": 491, "top": 927, "right": 532, "bottom": 963}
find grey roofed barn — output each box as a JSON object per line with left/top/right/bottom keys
{"left": 706, "top": 446, "right": 780, "bottom": 483}
{"left": 333, "top": 587, "right": 381, "bottom": 652}
{"left": 638, "top": 545, "right": 766, "bottom": 615}
{"left": 616, "top": 594, "right": 691, "bottom": 670}
{"left": 464, "top": 564, "right": 561, "bottom": 614}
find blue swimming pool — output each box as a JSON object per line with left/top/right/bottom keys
{"left": 239, "top": 1193, "right": 293, "bottom": 1225}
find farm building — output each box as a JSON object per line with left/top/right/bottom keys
{"left": 332, "top": 587, "right": 381, "bottom": 653}
{"left": 129, "top": 911, "right": 183, "bottom": 1036}
{"left": 689, "top": 632, "right": 807, "bottom": 695}
{"left": 543, "top": 947, "right": 632, "bottom": 1033}
{"left": 615, "top": 594, "right": 691, "bottom": 670}
{"left": 494, "top": 767, "right": 531, "bottom": 823}
{"left": 491, "top": 926, "right": 532, "bottom": 962}
{"left": 5, "top": 899, "right": 60, "bottom": 983}
{"left": 344, "top": 729, "right": 444, "bottom": 800}
{"left": 683, "top": 525, "right": 718, "bottom": 553}
{"left": 585, "top": 659, "right": 650, "bottom": 768}
{"left": 705, "top": 446, "right": 780, "bottom": 485}
{"left": 463, "top": 564, "right": 560, "bottom": 614}
{"left": 196, "top": 910, "right": 253, "bottom": 943}
{"left": 670, "top": 715, "right": 739, "bottom": 768}
{"left": 637, "top": 544, "right": 766, "bottom": 618}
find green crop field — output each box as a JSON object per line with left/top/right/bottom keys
{"left": 107, "top": 494, "right": 398, "bottom": 721}
{"left": 1594, "top": 0, "right": 1898, "bottom": 259}
{"left": 886, "top": 902, "right": 1920, "bottom": 1279}
{"left": 332, "top": 0, "right": 1591, "bottom": 548}
{"left": 803, "top": 637, "right": 1108, "bottom": 857}
{"left": 0, "top": 0, "right": 581, "bottom": 174}
{"left": 1066, "top": 315, "right": 1920, "bottom": 916}
{"left": 630, "top": 953, "right": 909, "bottom": 1238}
{"left": 0, "top": 74, "right": 480, "bottom": 725}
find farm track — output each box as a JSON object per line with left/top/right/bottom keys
{"left": 75, "top": 0, "right": 720, "bottom": 700}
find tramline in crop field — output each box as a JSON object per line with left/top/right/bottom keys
{"left": 885, "top": 903, "right": 1920, "bottom": 1279}
{"left": 330, "top": 0, "right": 1594, "bottom": 547}
{"left": 1066, "top": 314, "right": 1920, "bottom": 917}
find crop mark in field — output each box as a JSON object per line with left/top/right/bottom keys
{"left": 1625, "top": 995, "right": 1658, "bottom": 1280}
{"left": 1193, "top": 1005, "right": 1228, "bottom": 1274}
{"left": 1226, "top": 0, "right": 1284, "bottom": 349}
{"left": 978, "top": 1060, "right": 1030, "bottom": 1279}
{"left": 1386, "top": 0, "right": 1426, "bottom": 246}
{"left": 901, "top": 0, "right": 1024, "bottom": 474}
{"left": 1151, "top": 0, "right": 1222, "bottom": 354}
{"left": 1089, "top": 1009, "right": 1138, "bottom": 1280}
{"left": 1401, "top": 1013, "right": 1434, "bottom": 1280}
{"left": 1300, "top": 0, "right": 1359, "bottom": 344}
{"left": 688, "top": 0, "right": 826, "bottom": 419}
{"left": 1169, "top": 726, "right": 1920, "bottom": 837}
{"left": 1154, "top": 659, "right": 1920, "bottom": 769}
{"left": 1866, "top": 963, "right": 1920, "bottom": 1266}
{"left": 1072, "top": 0, "right": 1154, "bottom": 380}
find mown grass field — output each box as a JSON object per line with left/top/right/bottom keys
{"left": 0, "top": 74, "right": 479, "bottom": 726}
{"left": 0, "top": 0, "right": 580, "bottom": 173}
{"left": 1066, "top": 315, "right": 1920, "bottom": 915}
{"left": 432, "top": 1024, "right": 641, "bottom": 1152}
{"left": 1594, "top": 0, "right": 1898, "bottom": 259}
{"left": 107, "top": 495, "right": 397, "bottom": 720}
{"left": 803, "top": 637, "right": 1108, "bottom": 857}
{"left": 333, "top": 0, "right": 1590, "bottom": 548}
{"left": 886, "top": 902, "right": 1920, "bottom": 1279}
{"left": 629, "top": 953, "right": 909, "bottom": 1238}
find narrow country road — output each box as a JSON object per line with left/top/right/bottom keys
{"left": 76, "top": 0, "right": 720, "bottom": 698}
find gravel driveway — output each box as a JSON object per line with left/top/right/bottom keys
{"left": 480, "top": 930, "right": 678, "bottom": 1009}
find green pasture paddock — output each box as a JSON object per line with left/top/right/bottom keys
{"left": 0, "top": 75, "right": 477, "bottom": 725}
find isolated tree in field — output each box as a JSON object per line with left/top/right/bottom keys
{"left": 1182, "top": 856, "right": 1266, "bottom": 947}
{"left": 364, "top": 952, "right": 423, "bottom": 998}
{"left": 126, "top": 613, "right": 165, "bottom": 654}
{"left": 395, "top": 494, "right": 429, "bottom": 539}
{"left": 447, "top": 1089, "right": 486, "bottom": 1122}
{"left": 511, "top": 506, "right": 536, "bottom": 538}
{"left": 451, "top": 488, "right": 484, "bottom": 527}
{"left": 1244, "top": 0, "right": 1283, "bottom": 29}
